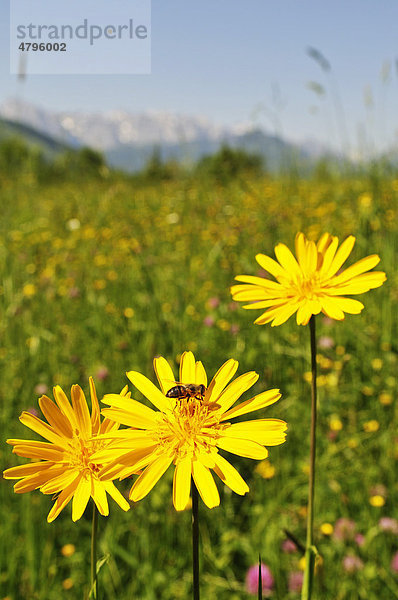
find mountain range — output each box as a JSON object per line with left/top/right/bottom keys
{"left": 0, "top": 98, "right": 335, "bottom": 172}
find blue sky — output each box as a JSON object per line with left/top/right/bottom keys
{"left": 1, "top": 0, "right": 398, "bottom": 154}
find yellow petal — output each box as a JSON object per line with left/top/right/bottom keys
{"left": 220, "top": 389, "right": 281, "bottom": 421}
{"left": 11, "top": 443, "right": 65, "bottom": 462}
{"left": 217, "top": 436, "right": 268, "bottom": 459}
{"left": 19, "top": 412, "right": 68, "bottom": 447}
{"left": 217, "top": 371, "right": 259, "bottom": 413}
{"left": 242, "top": 299, "right": 285, "bottom": 310}
{"left": 294, "top": 232, "right": 307, "bottom": 268}
{"left": 328, "top": 271, "right": 386, "bottom": 294}
{"left": 102, "top": 481, "right": 130, "bottom": 511}
{"left": 47, "top": 478, "right": 79, "bottom": 522}
{"left": 99, "top": 418, "right": 120, "bottom": 434}
{"left": 92, "top": 478, "right": 109, "bottom": 516}
{"left": 269, "top": 302, "right": 300, "bottom": 326}
{"left": 274, "top": 243, "right": 301, "bottom": 278}
{"left": 153, "top": 357, "right": 176, "bottom": 394}
{"left": 327, "top": 297, "right": 364, "bottom": 314}
{"left": 254, "top": 305, "right": 291, "bottom": 326}
{"left": 255, "top": 253, "right": 286, "bottom": 280}
{"left": 129, "top": 454, "right": 172, "bottom": 502}
{"left": 213, "top": 454, "right": 249, "bottom": 495}
{"left": 89, "top": 377, "right": 101, "bottom": 435}
{"left": 173, "top": 456, "right": 192, "bottom": 511}
{"left": 319, "top": 236, "right": 339, "bottom": 276}
{"left": 92, "top": 436, "right": 156, "bottom": 461}
{"left": 99, "top": 446, "right": 157, "bottom": 480}
{"left": 317, "top": 232, "right": 334, "bottom": 254}
{"left": 126, "top": 371, "right": 171, "bottom": 412}
{"left": 192, "top": 460, "right": 220, "bottom": 509}
{"left": 3, "top": 461, "right": 52, "bottom": 479}
{"left": 53, "top": 386, "right": 78, "bottom": 431}
{"left": 224, "top": 419, "right": 287, "bottom": 446}
{"left": 72, "top": 475, "right": 92, "bottom": 521}
{"left": 38, "top": 396, "right": 73, "bottom": 438}
{"left": 41, "top": 469, "right": 80, "bottom": 494}
{"left": 320, "top": 297, "right": 345, "bottom": 320}
{"left": 331, "top": 254, "right": 381, "bottom": 284}
{"left": 71, "top": 385, "right": 91, "bottom": 440}
{"left": 102, "top": 394, "right": 158, "bottom": 428}
{"left": 305, "top": 240, "right": 318, "bottom": 274}
{"left": 296, "top": 303, "right": 313, "bottom": 326}
{"left": 234, "top": 275, "right": 283, "bottom": 288}
{"left": 195, "top": 361, "right": 207, "bottom": 387}
{"left": 206, "top": 359, "right": 239, "bottom": 404}
{"left": 14, "top": 467, "right": 64, "bottom": 493}
{"left": 326, "top": 235, "right": 355, "bottom": 277}
{"left": 179, "top": 351, "right": 196, "bottom": 384}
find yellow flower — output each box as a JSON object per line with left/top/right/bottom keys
{"left": 369, "top": 495, "right": 385, "bottom": 507}
{"left": 363, "top": 420, "right": 379, "bottom": 433}
{"left": 96, "top": 351, "right": 287, "bottom": 510}
{"left": 329, "top": 416, "right": 343, "bottom": 432}
{"left": 320, "top": 522, "right": 334, "bottom": 535}
{"left": 61, "top": 544, "right": 76, "bottom": 557}
{"left": 379, "top": 392, "right": 392, "bottom": 406}
{"left": 255, "top": 459, "right": 275, "bottom": 479}
{"left": 23, "top": 283, "right": 37, "bottom": 298}
{"left": 231, "top": 232, "right": 386, "bottom": 326}
{"left": 3, "top": 378, "right": 130, "bottom": 522}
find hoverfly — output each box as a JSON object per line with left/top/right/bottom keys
{"left": 165, "top": 382, "right": 220, "bottom": 410}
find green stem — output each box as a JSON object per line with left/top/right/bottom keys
{"left": 301, "top": 315, "right": 317, "bottom": 600}
{"left": 91, "top": 502, "right": 99, "bottom": 600}
{"left": 192, "top": 484, "right": 200, "bottom": 600}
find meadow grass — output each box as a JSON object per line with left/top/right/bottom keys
{"left": 0, "top": 167, "right": 397, "bottom": 599}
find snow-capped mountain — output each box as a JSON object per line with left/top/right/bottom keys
{"left": 0, "top": 98, "right": 340, "bottom": 172}
{"left": 0, "top": 98, "right": 248, "bottom": 150}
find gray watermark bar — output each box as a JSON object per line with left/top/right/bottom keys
{"left": 10, "top": 0, "right": 151, "bottom": 75}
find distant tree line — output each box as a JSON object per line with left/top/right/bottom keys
{"left": 0, "top": 135, "right": 396, "bottom": 185}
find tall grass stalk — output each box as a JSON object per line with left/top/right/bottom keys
{"left": 301, "top": 316, "right": 318, "bottom": 600}
{"left": 192, "top": 484, "right": 200, "bottom": 600}
{"left": 91, "top": 502, "right": 99, "bottom": 599}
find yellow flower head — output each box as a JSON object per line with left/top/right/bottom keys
{"left": 95, "top": 351, "right": 287, "bottom": 511}
{"left": 3, "top": 378, "right": 130, "bottom": 522}
{"left": 231, "top": 232, "right": 386, "bottom": 326}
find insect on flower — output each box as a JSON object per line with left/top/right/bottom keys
{"left": 165, "top": 382, "right": 220, "bottom": 410}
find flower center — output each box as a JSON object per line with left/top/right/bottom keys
{"left": 295, "top": 273, "right": 322, "bottom": 300}
{"left": 66, "top": 437, "right": 104, "bottom": 477}
{"left": 156, "top": 398, "right": 223, "bottom": 460}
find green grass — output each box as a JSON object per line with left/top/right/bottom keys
{"left": 0, "top": 167, "right": 397, "bottom": 599}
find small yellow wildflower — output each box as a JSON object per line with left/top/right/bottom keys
{"left": 255, "top": 459, "right": 276, "bottom": 479}
{"left": 363, "top": 420, "right": 379, "bottom": 433}
{"left": 62, "top": 578, "right": 74, "bottom": 590}
{"left": 320, "top": 523, "right": 334, "bottom": 535}
{"left": 361, "top": 386, "right": 374, "bottom": 396}
{"left": 347, "top": 438, "right": 358, "bottom": 449}
{"left": 61, "top": 544, "right": 75, "bottom": 557}
{"left": 371, "top": 358, "right": 383, "bottom": 370}
{"left": 379, "top": 392, "right": 392, "bottom": 406}
{"left": 330, "top": 416, "right": 343, "bottom": 432}
{"left": 23, "top": 283, "right": 37, "bottom": 298}
{"left": 369, "top": 495, "right": 385, "bottom": 507}
{"left": 124, "top": 307, "right": 134, "bottom": 318}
